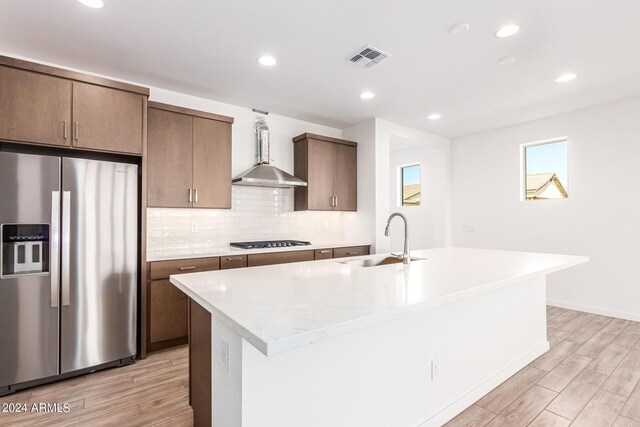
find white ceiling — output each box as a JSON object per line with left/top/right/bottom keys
{"left": 1, "top": 0, "right": 639, "bottom": 138}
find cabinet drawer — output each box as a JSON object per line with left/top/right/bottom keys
{"left": 220, "top": 255, "right": 248, "bottom": 270}
{"left": 248, "top": 250, "right": 314, "bottom": 267}
{"left": 332, "top": 246, "right": 370, "bottom": 259}
{"left": 314, "top": 249, "right": 333, "bottom": 260}
{"left": 149, "top": 257, "right": 220, "bottom": 280}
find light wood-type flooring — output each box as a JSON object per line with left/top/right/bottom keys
{"left": 1, "top": 306, "right": 639, "bottom": 426}
{"left": 0, "top": 346, "right": 192, "bottom": 426}
{"left": 448, "top": 306, "right": 640, "bottom": 427}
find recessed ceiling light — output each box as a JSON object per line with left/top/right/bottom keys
{"left": 258, "top": 56, "right": 277, "bottom": 66}
{"left": 360, "top": 91, "right": 375, "bottom": 100}
{"left": 427, "top": 113, "right": 441, "bottom": 120}
{"left": 499, "top": 56, "right": 516, "bottom": 65}
{"left": 450, "top": 23, "right": 470, "bottom": 36}
{"left": 77, "top": 0, "right": 104, "bottom": 8}
{"left": 555, "top": 73, "right": 577, "bottom": 83}
{"left": 495, "top": 24, "right": 520, "bottom": 38}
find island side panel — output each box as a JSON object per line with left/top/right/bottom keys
{"left": 238, "top": 275, "right": 548, "bottom": 427}
{"left": 189, "top": 299, "right": 212, "bottom": 427}
{"left": 212, "top": 315, "right": 243, "bottom": 427}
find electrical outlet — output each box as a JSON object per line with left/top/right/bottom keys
{"left": 430, "top": 359, "right": 440, "bottom": 381}
{"left": 323, "top": 221, "right": 329, "bottom": 230}
{"left": 220, "top": 339, "right": 229, "bottom": 372}
{"left": 462, "top": 224, "right": 476, "bottom": 232}
{"left": 191, "top": 222, "right": 198, "bottom": 233}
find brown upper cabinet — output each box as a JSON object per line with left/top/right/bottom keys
{"left": 293, "top": 133, "right": 357, "bottom": 211}
{"left": 0, "top": 56, "right": 148, "bottom": 154}
{"left": 71, "top": 82, "right": 144, "bottom": 154}
{"left": 147, "top": 102, "right": 233, "bottom": 209}
{"left": 0, "top": 65, "right": 72, "bottom": 147}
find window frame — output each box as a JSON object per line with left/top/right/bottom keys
{"left": 520, "top": 137, "right": 569, "bottom": 202}
{"left": 399, "top": 163, "right": 422, "bottom": 207}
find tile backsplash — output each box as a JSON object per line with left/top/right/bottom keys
{"left": 147, "top": 186, "right": 343, "bottom": 259}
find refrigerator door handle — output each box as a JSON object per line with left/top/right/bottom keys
{"left": 62, "top": 191, "right": 71, "bottom": 306}
{"left": 50, "top": 191, "right": 60, "bottom": 308}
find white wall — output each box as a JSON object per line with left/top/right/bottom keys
{"left": 389, "top": 142, "right": 447, "bottom": 252}
{"left": 342, "top": 119, "right": 377, "bottom": 247}
{"left": 375, "top": 119, "right": 452, "bottom": 253}
{"left": 343, "top": 119, "right": 451, "bottom": 253}
{"left": 451, "top": 97, "right": 640, "bottom": 320}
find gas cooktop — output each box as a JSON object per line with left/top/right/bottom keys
{"left": 230, "top": 240, "right": 311, "bottom": 249}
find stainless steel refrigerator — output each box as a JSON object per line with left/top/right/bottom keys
{"left": 0, "top": 151, "right": 137, "bottom": 391}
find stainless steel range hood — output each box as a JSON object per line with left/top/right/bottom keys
{"left": 232, "top": 118, "right": 307, "bottom": 188}
{"left": 232, "top": 164, "right": 306, "bottom": 188}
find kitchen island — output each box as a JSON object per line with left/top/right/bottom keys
{"left": 170, "top": 247, "right": 588, "bottom": 427}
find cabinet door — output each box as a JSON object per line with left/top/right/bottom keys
{"left": 71, "top": 82, "right": 143, "bottom": 154}
{"left": 0, "top": 66, "right": 71, "bottom": 146}
{"left": 333, "top": 143, "right": 357, "bottom": 211}
{"left": 147, "top": 108, "right": 194, "bottom": 207}
{"left": 192, "top": 117, "right": 232, "bottom": 208}
{"left": 149, "top": 279, "right": 188, "bottom": 344}
{"left": 307, "top": 139, "right": 335, "bottom": 210}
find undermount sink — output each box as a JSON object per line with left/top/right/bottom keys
{"left": 338, "top": 255, "right": 426, "bottom": 267}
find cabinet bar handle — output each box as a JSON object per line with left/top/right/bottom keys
{"left": 318, "top": 250, "right": 331, "bottom": 254}
{"left": 347, "top": 251, "right": 360, "bottom": 255}
{"left": 179, "top": 266, "right": 197, "bottom": 271}
{"left": 63, "top": 121, "right": 68, "bottom": 139}
{"left": 334, "top": 196, "right": 338, "bottom": 207}
{"left": 225, "top": 257, "right": 243, "bottom": 261}
{"left": 74, "top": 122, "right": 79, "bottom": 141}
{"left": 188, "top": 188, "right": 192, "bottom": 203}
{"left": 194, "top": 189, "right": 198, "bottom": 203}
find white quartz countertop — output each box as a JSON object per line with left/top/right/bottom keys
{"left": 170, "top": 247, "right": 588, "bottom": 356}
{"left": 147, "top": 241, "right": 371, "bottom": 262}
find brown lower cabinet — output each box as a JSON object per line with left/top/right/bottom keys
{"left": 146, "top": 245, "right": 370, "bottom": 355}
{"left": 147, "top": 257, "right": 219, "bottom": 353}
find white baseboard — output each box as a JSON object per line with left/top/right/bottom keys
{"left": 419, "top": 342, "right": 550, "bottom": 427}
{"left": 547, "top": 299, "right": 640, "bottom": 322}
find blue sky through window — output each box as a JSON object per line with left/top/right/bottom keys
{"left": 402, "top": 164, "right": 420, "bottom": 185}
{"left": 525, "top": 141, "right": 568, "bottom": 188}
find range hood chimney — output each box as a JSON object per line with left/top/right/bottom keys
{"left": 232, "top": 118, "right": 307, "bottom": 188}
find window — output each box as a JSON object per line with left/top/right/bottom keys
{"left": 401, "top": 164, "right": 421, "bottom": 206}
{"left": 523, "top": 138, "right": 568, "bottom": 200}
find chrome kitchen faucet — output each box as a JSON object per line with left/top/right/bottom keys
{"left": 384, "top": 212, "right": 411, "bottom": 264}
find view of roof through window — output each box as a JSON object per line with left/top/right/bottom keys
{"left": 524, "top": 140, "right": 568, "bottom": 200}
{"left": 401, "top": 164, "right": 421, "bottom": 206}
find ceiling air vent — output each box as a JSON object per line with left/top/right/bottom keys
{"left": 348, "top": 45, "right": 391, "bottom": 68}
